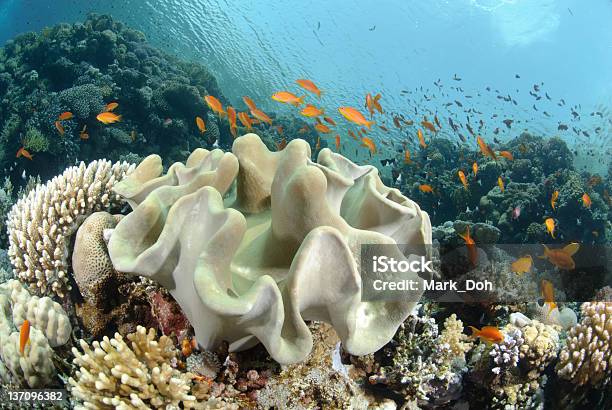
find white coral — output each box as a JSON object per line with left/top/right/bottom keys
{"left": 6, "top": 159, "right": 134, "bottom": 297}
{"left": 68, "top": 326, "right": 197, "bottom": 409}
{"left": 0, "top": 279, "right": 71, "bottom": 387}
{"left": 557, "top": 301, "right": 611, "bottom": 387}
{"left": 108, "top": 134, "right": 432, "bottom": 364}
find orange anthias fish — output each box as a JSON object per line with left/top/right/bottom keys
{"left": 315, "top": 123, "right": 331, "bottom": 134}
{"left": 468, "top": 326, "right": 504, "bottom": 344}
{"left": 250, "top": 108, "right": 272, "bottom": 125}
{"left": 205, "top": 95, "right": 226, "bottom": 116}
{"left": 55, "top": 121, "right": 65, "bottom": 135}
{"left": 96, "top": 112, "right": 122, "bottom": 124}
{"left": 196, "top": 116, "right": 206, "bottom": 134}
{"left": 19, "top": 319, "right": 30, "bottom": 355}
{"left": 16, "top": 147, "right": 33, "bottom": 160}
{"left": 301, "top": 104, "right": 325, "bottom": 117}
{"left": 477, "top": 136, "right": 497, "bottom": 161}
{"left": 348, "top": 130, "right": 358, "bottom": 140}
{"left": 105, "top": 102, "right": 119, "bottom": 112}
{"left": 276, "top": 125, "right": 284, "bottom": 135}
{"left": 545, "top": 218, "right": 556, "bottom": 238}
{"left": 419, "top": 184, "right": 434, "bottom": 193}
{"left": 338, "top": 106, "right": 375, "bottom": 128}
{"left": 459, "top": 226, "right": 477, "bottom": 267}
{"left": 79, "top": 125, "right": 89, "bottom": 140}
{"left": 272, "top": 91, "right": 304, "bottom": 106}
{"left": 540, "top": 279, "right": 557, "bottom": 314}
{"left": 361, "top": 137, "right": 377, "bottom": 154}
{"left": 497, "top": 176, "right": 505, "bottom": 192}
{"left": 227, "top": 106, "right": 238, "bottom": 137}
{"left": 238, "top": 112, "right": 253, "bottom": 130}
{"left": 335, "top": 134, "right": 341, "bottom": 151}
{"left": 511, "top": 255, "right": 533, "bottom": 275}
{"left": 365, "top": 93, "right": 375, "bottom": 116}
{"left": 421, "top": 120, "right": 436, "bottom": 133}
{"left": 472, "top": 162, "right": 478, "bottom": 176}
{"left": 296, "top": 79, "right": 322, "bottom": 98}
{"left": 417, "top": 129, "right": 427, "bottom": 148}
{"left": 243, "top": 96, "right": 257, "bottom": 111}
{"left": 581, "top": 193, "right": 591, "bottom": 208}
{"left": 551, "top": 191, "right": 559, "bottom": 210}
{"left": 277, "top": 138, "right": 287, "bottom": 151}
{"left": 404, "top": 150, "right": 412, "bottom": 164}
{"left": 58, "top": 111, "right": 73, "bottom": 121}
{"left": 324, "top": 116, "right": 336, "bottom": 126}
{"left": 499, "top": 150, "right": 514, "bottom": 161}
{"left": 539, "top": 243, "right": 579, "bottom": 270}
{"left": 458, "top": 170, "right": 468, "bottom": 190}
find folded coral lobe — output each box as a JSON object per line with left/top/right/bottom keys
{"left": 108, "top": 134, "right": 432, "bottom": 364}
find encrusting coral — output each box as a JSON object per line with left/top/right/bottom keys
{"left": 0, "top": 279, "right": 71, "bottom": 388}
{"left": 556, "top": 301, "right": 611, "bottom": 387}
{"left": 6, "top": 159, "right": 134, "bottom": 298}
{"left": 107, "top": 133, "right": 432, "bottom": 364}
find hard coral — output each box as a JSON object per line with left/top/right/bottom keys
{"left": 7, "top": 159, "right": 134, "bottom": 298}
{"left": 108, "top": 134, "right": 432, "bottom": 364}
{"left": 0, "top": 279, "right": 71, "bottom": 387}
{"left": 557, "top": 301, "right": 611, "bottom": 387}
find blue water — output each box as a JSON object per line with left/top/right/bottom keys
{"left": 1, "top": 0, "right": 611, "bottom": 168}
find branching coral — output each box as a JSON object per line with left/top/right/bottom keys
{"left": 363, "top": 314, "right": 472, "bottom": 406}
{"left": 468, "top": 317, "right": 559, "bottom": 409}
{"left": 69, "top": 326, "right": 197, "bottom": 409}
{"left": 556, "top": 301, "right": 611, "bottom": 387}
{"left": 108, "top": 134, "right": 432, "bottom": 364}
{"left": 0, "top": 279, "right": 71, "bottom": 387}
{"left": 7, "top": 159, "right": 134, "bottom": 297}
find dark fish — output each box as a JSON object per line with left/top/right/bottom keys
{"left": 466, "top": 123, "right": 475, "bottom": 136}
{"left": 453, "top": 74, "right": 461, "bottom": 81}
{"left": 444, "top": 102, "right": 453, "bottom": 107}
{"left": 533, "top": 104, "right": 538, "bottom": 111}
{"left": 503, "top": 119, "right": 513, "bottom": 129}
{"left": 558, "top": 124, "right": 568, "bottom": 131}
{"left": 494, "top": 137, "right": 501, "bottom": 144}
{"left": 458, "top": 133, "right": 466, "bottom": 142}
{"left": 529, "top": 91, "right": 538, "bottom": 98}
{"left": 380, "top": 158, "right": 396, "bottom": 166}
{"left": 571, "top": 110, "right": 580, "bottom": 119}
{"left": 486, "top": 86, "right": 491, "bottom": 91}
{"left": 515, "top": 74, "right": 520, "bottom": 78}
{"left": 455, "top": 100, "right": 463, "bottom": 107}
{"left": 543, "top": 111, "right": 551, "bottom": 117}
{"left": 582, "top": 131, "right": 590, "bottom": 138}
{"left": 533, "top": 84, "right": 540, "bottom": 92}
{"left": 568, "top": 8, "right": 573, "bottom": 16}
{"left": 559, "top": 98, "right": 566, "bottom": 106}
{"left": 369, "top": 25, "right": 376, "bottom": 31}
{"left": 493, "top": 127, "right": 499, "bottom": 135}
{"left": 449, "top": 118, "right": 457, "bottom": 131}
{"left": 545, "top": 92, "right": 551, "bottom": 100}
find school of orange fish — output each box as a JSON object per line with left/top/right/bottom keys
{"left": 11, "top": 77, "right": 599, "bottom": 346}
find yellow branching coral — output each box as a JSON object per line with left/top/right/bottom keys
{"left": 6, "top": 160, "right": 134, "bottom": 298}
{"left": 557, "top": 302, "right": 611, "bottom": 387}
{"left": 69, "top": 326, "right": 196, "bottom": 409}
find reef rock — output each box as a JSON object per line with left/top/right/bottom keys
{"left": 107, "top": 134, "right": 432, "bottom": 364}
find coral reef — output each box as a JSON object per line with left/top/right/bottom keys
{"left": 0, "top": 279, "right": 71, "bottom": 388}
{"left": 107, "top": 134, "right": 432, "bottom": 364}
{"left": 0, "top": 14, "right": 228, "bottom": 186}
{"left": 467, "top": 316, "right": 559, "bottom": 409}
{"left": 6, "top": 159, "right": 134, "bottom": 298}
{"left": 356, "top": 313, "right": 473, "bottom": 407}
{"left": 69, "top": 326, "right": 197, "bottom": 409}
{"left": 556, "top": 301, "right": 611, "bottom": 387}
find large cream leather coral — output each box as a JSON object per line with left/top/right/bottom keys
{"left": 108, "top": 134, "right": 432, "bottom": 364}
